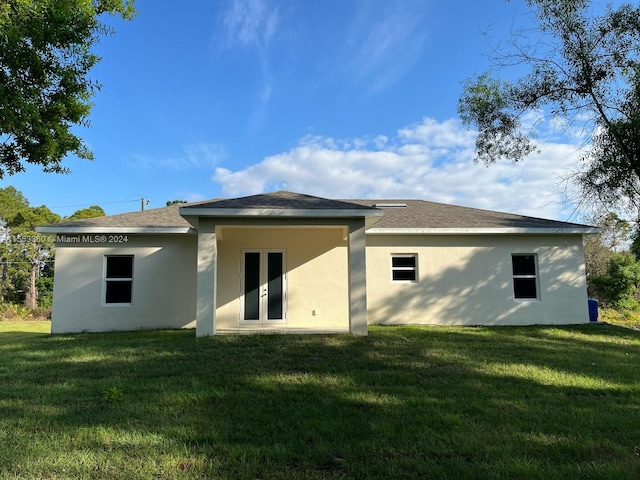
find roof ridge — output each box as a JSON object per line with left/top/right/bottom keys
{"left": 180, "top": 190, "right": 376, "bottom": 210}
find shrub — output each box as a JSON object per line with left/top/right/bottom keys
{"left": 591, "top": 252, "right": 640, "bottom": 309}
{"left": 0, "top": 303, "right": 51, "bottom": 321}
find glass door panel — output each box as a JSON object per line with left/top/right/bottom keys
{"left": 241, "top": 250, "right": 286, "bottom": 324}
{"left": 243, "top": 252, "right": 261, "bottom": 321}
{"left": 267, "top": 252, "right": 283, "bottom": 320}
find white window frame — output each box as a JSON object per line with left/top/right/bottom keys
{"left": 391, "top": 254, "right": 418, "bottom": 283}
{"left": 511, "top": 254, "right": 539, "bottom": 301}
{"left": 103, "top": 255, "right": 134, "bottom": 306}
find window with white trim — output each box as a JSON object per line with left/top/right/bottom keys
{"left": 512, "top": 254, "right": 538, "bottom": 300}
{"left": 104, "top": 255, "right": 133, "bottom": 304}
{"left": 391, "top": 254, "right": 418, "bottom": 282}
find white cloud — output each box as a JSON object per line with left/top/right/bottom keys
{"left": 343, "top": 2, "right": 427, "bottom": 93}
{"left": 398, "top": 118, "right": 475, "bottom": 149}
{"left": 222, "top": 0, "right": 280, "bottom": 49}
{"left": 132, "top": 142, "right": 226, "bottom": 171}
{"left": 213, "top": 117, "right": 587, "bottom": 220}
{"left": 218, "top": 0, "right": 280, "bottom": 130}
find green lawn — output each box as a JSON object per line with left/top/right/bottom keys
{"left": 1, "top": 321, "right": 639, "bottom": 479}
{"left": 601, "top": 308, "right": 640, "bottom": 330}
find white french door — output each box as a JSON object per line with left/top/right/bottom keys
{"left": 240, "top": 249, "right": 287, "bottom": 324}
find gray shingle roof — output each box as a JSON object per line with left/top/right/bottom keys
{"left": 39, "top": 191, "right": 594, "bottom": 232}
{"left": 44, "top": 204, "right": 193, "bottom": 229}
{"left": 349, "top": 199, "right": 590, "bottom": 230}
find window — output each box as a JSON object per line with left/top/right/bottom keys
{"left": 512, "top": 254, "right": 538, "bottom": 300}
{"left": 391, "top": 255, "right": 417, "bottom": 282}
{"left": 105, "top": 255, "right": 133, "bottom": 304}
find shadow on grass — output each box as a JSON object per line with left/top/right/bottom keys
{"left": 0, "top": 330, "right": 49, "bottom": 341}
{"left": 0, "top": 325, "right": 639, "bottom": 478}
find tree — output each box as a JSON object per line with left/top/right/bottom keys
{"left": 166, "top": 200, "right": 188, "bottom": 206}
{"left": 0, "top": 186, "right": 28, "bottom": 219}
{"left": 12, "top": 205, "right": 60, "bottom": 309}
{"left": 458, "top": 0, "right": 640, "bottom": 211}
{"left": 592, "top": 212, "right": 632, "bottom": 254}
{"left": 631, "top": 230, "right": 640, "bottom": 260}
{"left": 583, "top": 211, "right": 633, "bottom": 298}
{"left": 0, "top": 0, "right": 136, "bottom": 178}
{"left": 0, "top": 186, "right": 61, "bottom": 308}
{"left": 0, "top": 186, "right": 30, "bottom": 303}
{"left": 66, "top": 205, "right": 105, "bottom": 221}
{"left": 591, "top": 252, "right": 640, "bottom": 309}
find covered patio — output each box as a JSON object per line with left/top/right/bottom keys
{"left": 179, "top": 192, "right": 382, "bottom": 337}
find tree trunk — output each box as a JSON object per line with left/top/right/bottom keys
{"left": 24, "top": 260, "right": 38, "bottom": 310}
{"left": 0, "top": 260, "right": 7, "bottom": 303}
{"left": 24, "top": 241, "right": 38, "bottom": 310}
{"left": 24, "top": 262, "right": 38, "bottom": 310}
{"left": 0, "top": 227, "right": 10, "bottom": 303}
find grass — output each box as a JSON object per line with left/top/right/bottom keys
{"left": 601, "top": 308, "right": 640, "bottom": 330}
{"left": 0, "top": 321, "right": 639, "bottom": 479}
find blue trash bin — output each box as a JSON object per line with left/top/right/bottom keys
{"left": 588, "top": 298, "right": 599, "bottom": 323}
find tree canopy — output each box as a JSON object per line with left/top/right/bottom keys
{"left": 166, "top": 200, "right": 187, "bottom": 206}
{"left": 458, "top": 0, "right": 640, "bottom": 211}
{"left": 0, "top": 0, "right": 136, "bottom": 178}
{"left": 66, "top": 205, "right": 105, "bottom": 221}
{"left": 0, "top": 185, "right": 104, "bottom": 308}
{"left": 0, "top": 186, "right": 59, "bottom": 307}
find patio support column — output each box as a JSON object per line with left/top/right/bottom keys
{"left": 196, "top": 220, "right": 217, "bottom": 337}
{"left": 348, "top": 220, "right": 368, "bottom": 335}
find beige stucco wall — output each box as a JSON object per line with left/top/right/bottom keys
{"left": 215, "top": 227, "right": 349, "bottom": 331}
{"left": 51, "top": 234, "right": 197, "bottom": 333}
{"left": 366, "top": 234, "right": 589, "bottom": 326}
{"left": 49, "top": 228, "right": 590, "bottom": 334}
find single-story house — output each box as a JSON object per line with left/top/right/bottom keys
{"left": 37, "top": 191, "right": 598, "bottom": 336}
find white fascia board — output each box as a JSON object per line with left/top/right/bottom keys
{"left": 36, "top": 226, "right": 195, "bottom": 234}
{"left": 179, "top": 207, "right": 383, "bottom": 218}
{"left": 365, "top": 227, "right": 600, "bottom": 235}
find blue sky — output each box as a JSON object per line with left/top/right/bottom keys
{"left": 7, "top": 0, "right": 588, "bottom": 219}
